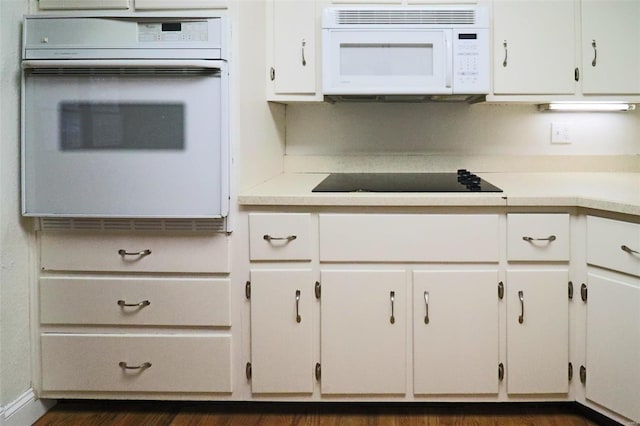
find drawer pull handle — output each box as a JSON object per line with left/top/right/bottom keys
{"left": 390, "top": 291, "right": 396, "bottom": 324}
{"left": 117, "top": 300, "right": 151, "bottom": 308}
{"left": 522, "top": 235, "right": 556, "bottom": 242}
{"left": 295, "top": 289, "right": 302, "bottom": 323}
{"left": 621, "top": 245, "right": 639, "bottom": 255}
{"left": 423, "top": 291, "right": 430, "bottom": 325}
{"left": 118, "top": 249, "right": 152, "bottom": 257}
{"left": 263, "top": 234, "right": 297, "bottom": 242}
{"left": 518, "top": 290, "right": 524, "bottom": 324}
{"left": 119, "top": 361, "right": 151, "bottom": 370}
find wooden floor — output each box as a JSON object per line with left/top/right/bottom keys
{"left": 34, "top": 401, "right": 609, "bottom": 426}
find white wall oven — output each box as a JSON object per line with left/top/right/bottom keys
{"left": 22, "top": 15, "right": 229, "bottom": 219}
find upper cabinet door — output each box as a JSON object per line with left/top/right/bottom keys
{"left": 581, "top": 0, "right": 640, "bottom": 94}
{"left": 269, "top": 0, "right": 317, "bottom": 96}
{"left": 492, "top": 0, "right": 576, "bottom": 95}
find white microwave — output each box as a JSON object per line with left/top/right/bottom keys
{"left": 322, "top": 6, "right": 489, "bottom": 101}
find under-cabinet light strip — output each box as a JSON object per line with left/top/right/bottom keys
{"left": 538, "top": 102, "right": 636, "bottom": 112}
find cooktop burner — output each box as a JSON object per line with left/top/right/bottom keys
{"left": 312, "top": 170, "right": 502, "bottom": 193}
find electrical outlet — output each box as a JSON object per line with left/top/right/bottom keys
{"left": 551, "top": 122, "right": 572, "bottom": 144}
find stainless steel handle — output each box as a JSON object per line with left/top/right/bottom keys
{"left": 621, "top": 245, "right": 640, "bottom": 255}
{"left": 117, "top": 300, "right": 150, "bottom": 308}
{"left": 518, "top": 290, "right": 524, "bottom": 324}
{"left": 263, "top": 234, "right": 297, "bottom": 242}
{"left": 502, "top": 40, "right": 508, "bottom": 67}
{"left": 423, "top": 291, "right": 430, "bottom": 324}
{"left": 295, "top": 290, "right": 302, "bottom": 323}
{"left": 118, "top": 249, "right": 151, "bottom": 257}
{"left": 522, "top": 235, "right": 556, "bottom": 242}
{"left": 301, "top": 39, "right": 307, "bottom": 66}
{"left": 119, "top": 361, "right": 151, "bottom": 370}
{"left": 390, "top": 291, "right": 396, "bottom": 324}
{"left": 591, "top": 39, "right": 597, "bottom": 67}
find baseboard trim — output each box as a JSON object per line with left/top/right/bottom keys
{"left": 1, "top": 389, "right": 56, "bottom": 426}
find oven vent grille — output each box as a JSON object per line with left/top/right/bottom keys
{"left": 334, "top": 9, "right": 477, "bottom": 25}
{"left": 38, "top": 217, "right": 227, "bottom": 233}
{"left": 28, "top": 68, "right": 220, "bottom": 77}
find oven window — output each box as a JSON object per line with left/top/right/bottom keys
{"left": 340, "top": 43, "right": 434, "bottom": 76}
{"left": 59, "top": 102, "right": 185, "bottom": 150}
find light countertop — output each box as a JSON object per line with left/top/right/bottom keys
{"left": 238, "top": 172, "right": 640, "bottom": 216}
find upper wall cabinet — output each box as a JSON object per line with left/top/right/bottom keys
{"left": 581, "top": 0, "right": 640, "bottom": 95}
{"left": 38, "top": 0, "right": 130, "bottom": 9}
{"left": 492, "top": 0, "right": 576, "bottom": 95}
{"left": 266, "top": 0, "right": 322, "bottom": 102}
{"left": 38, "top": 0, "right": 226, "bottom": 10}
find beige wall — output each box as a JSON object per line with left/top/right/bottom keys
{"left": 0, "top": 0, "right": 34, "bottom": 409}
{"left": 285, "top": 102, "right": 640, "bottom": 158}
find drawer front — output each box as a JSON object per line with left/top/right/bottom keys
{"left": 507, "top": 214, "right": 570, "bottom": 261}
{"left": 40, "top": 231, "right": 229, "bottom": 273}
{"left": 587, "top": 216, "right": 640, "bottom": 277}
{"left": 41, "top": 334, "right": 232, "bottom": 393}
{"left": 249, "top": 213, "right": 312, "bottom": 261}
{"left": 319, "top": 214, "right": 499, "bottom": 262}
{"left": 40, "top": 277, "right": 230, "bottom": 326}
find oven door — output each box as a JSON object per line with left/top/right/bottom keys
{"left": 322, "top": 29, "right": 452, "bottom": 95}
{"left": 22, "top": 60, "right": 228, "bottom": 218}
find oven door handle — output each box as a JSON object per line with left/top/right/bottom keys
{"left": 22, "top": 59, "right": 225, "bottom": 70}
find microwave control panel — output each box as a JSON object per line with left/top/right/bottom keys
{"left": 452, "top": 28, "right": 490, "bottom": 94}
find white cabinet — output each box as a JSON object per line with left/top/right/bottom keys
{"left": 413, "top": 270, "right": 500, "bottom": 395}
{"left": 37, "top": 228, "right": 232, "bottom": 397}
{"left": 134, "top": 0, "right": 227, "bottom": 9}
{"left": 506, "top": 269, "right": 569, "bottom": 395}
{"left": 320, "top": 270, "right": 407, "bottom": 395}
{"left": 585, "top": 273, "right": 640, "bottom": 423}
{"left": 584, "top": 215, "right": 640, "bottom": 423}
{"left": 266, "top": 0, "right": 321, "bottom": 101}
{"left": 492, "top": 0, "right": 576, "bottom": 95}
{"left": 581, "top": 0, "right": 640, "bottom": 95}
{"left": 249, "top": 269, "right": 315, "bottom": 394}
{"left": 38, "top": 0, "right": 130, "bottom": 9}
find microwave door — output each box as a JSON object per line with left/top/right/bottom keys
{"left": 323, "top": 30, "right": 452, "bottom": 95}
{"left": 23, "top": 64, "right": 228, "bottom": 218}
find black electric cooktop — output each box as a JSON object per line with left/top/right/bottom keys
{"left": 312, "top": 170, "right": 502, "bottom": 193}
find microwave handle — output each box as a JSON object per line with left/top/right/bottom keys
{"left": 445, "top": 32, "right": 452, "bottom": 89}
{"left": 22, "top": 59, "right": 224, "bottom": 70}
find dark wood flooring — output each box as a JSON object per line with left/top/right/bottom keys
{"left": 33, "top": 400, "right": 614, "bottom": 426}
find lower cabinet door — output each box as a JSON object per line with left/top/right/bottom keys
{"left": 250, "top": 269, "right": 314, "bottom": 394}
{"left": 586, "top": 273, "right": 640, "bottom": 423}
{"left": 320, "top": 269, "right": 407, "bottom": 395}
{"left": 41, "top": 334, "right": 231, "bottom": 393}
{"left": 506, "top": 269, "right": 569, "bottom": 394}
{"left": 413, "top": 270, "right": 500, "bottom": 395}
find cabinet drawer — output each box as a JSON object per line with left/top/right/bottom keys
{"left": 319, "top": 214, "right": 499, "bottom": 262}
{"left": 40, "top": 231, "right": 229, "bottom": 273}
{"left": 587, "top": 216, "right": 640, "bottom": 277}
{"left": 41, "top": 334, "right": 231, "bottom": 393}
{"left": 249, "top": 213, "right": 312, "bottom": 261}
{"left": 40, "top": 277, "right": 230, "bottom": 326}
{"left": 507, "top": 214, "right": 570, "bottom": 261}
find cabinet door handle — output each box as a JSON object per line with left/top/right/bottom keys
{"left": 295, "top": 289, "right": 302, "bottom": 323}
{"left": 518, "top": 290, "right": 524, "bottom": 324}
{"left": 522, "top": 235, "right": 556, "bottom": 242}
{"left": 423, "top": 291, "right": 430, "bottom": 324}
{"left": 591, "top": 39, "right": 598, "bottom": 67}
{"left": 118, "top": 249, "right": 151, "bottom": 257}
{"left": 119, "top": 361, "right": 151, "bottom": 370}
{"left": 117, "top": 300, "right": 150, "bottom": 308}
{"left": 502, "top": 40, "right": 508, "bottom": 67}
{"left": 301, "top": 39, "right": 307, "bottom": 66}
{"left": 263, "top": 234, "right": 297, "bottom": 242}
{"left": 621, "top": 245, "right": 639, "bottom": 255}
{"left": 389, "top": 291, "right": 396, "bottom": 324}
